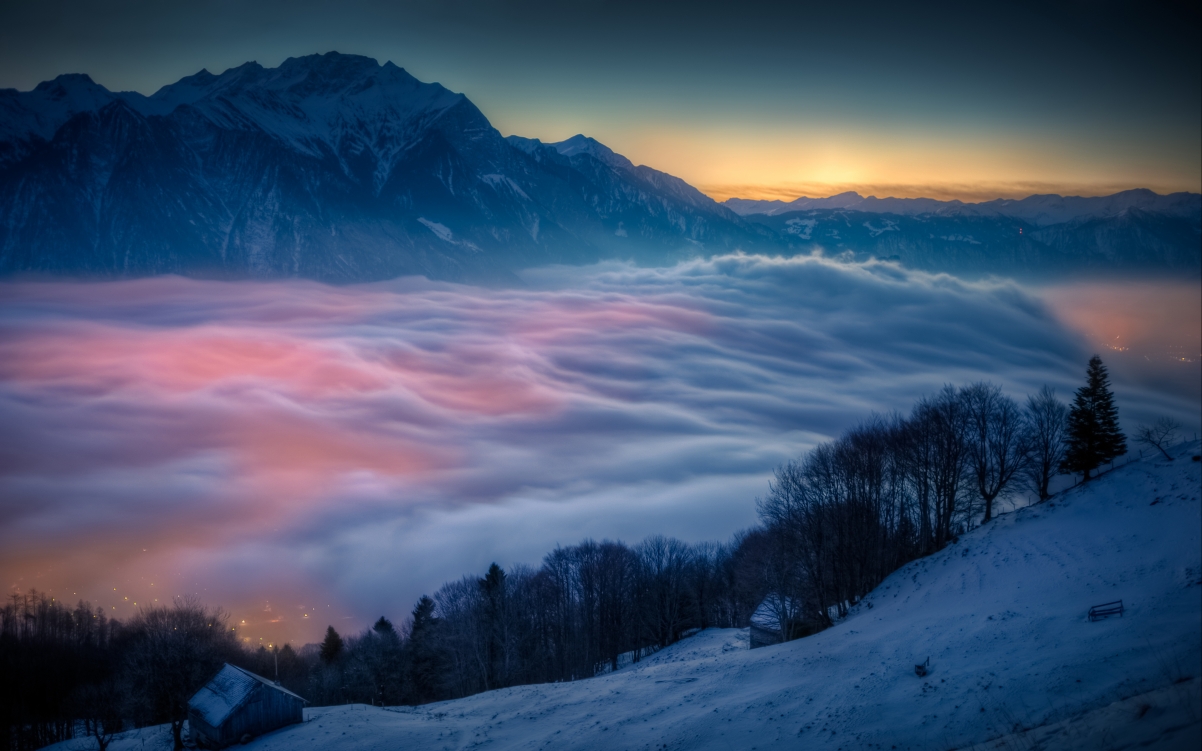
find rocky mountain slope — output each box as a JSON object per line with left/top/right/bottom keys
{"left": 0, "top": 53, "right": 770, "bottom": 282}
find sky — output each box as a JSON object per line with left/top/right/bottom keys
{"left": 1, "top": 259, "right": 1198, "bottom": 645}
{"left": 0, "top": 0, "right": 1199, "bottom": 201}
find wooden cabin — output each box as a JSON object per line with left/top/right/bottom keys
{"left": 750, "top": 596, "right": 785, "bottom": 649}
{"left": 750, "top": 593, "right": 809, "bottom": 649}
{"left": 187, "top": 664, "right": 306, "bottom": 748}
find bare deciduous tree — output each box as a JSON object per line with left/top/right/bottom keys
{"left": 906, "top": 385, "right": 971, "bottom": 549}
{"left": 1022, "top": 385, "right": 1068, "bottom": 502}
{"left": 635, "top": 536, "right": 695, "bottom": 648}
{"left": 73, "top": 681, "right": 123, "bottom": 751}
{"left": 1135, "top": 417, "right": 1182, "bottom": 461}
{"left": 963, "top": 382, "right": 1029, "bottom": 523}
{"left": 122, "top": 596, "right": 238, "bottom": 750}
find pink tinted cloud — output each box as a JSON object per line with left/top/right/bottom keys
{"left": 2, "top": 259, "right": 1197, "bottom": 645}
{"left": 0, "top": 325, "right": 385, "bottom": 397}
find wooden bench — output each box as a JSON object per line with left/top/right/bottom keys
{"left": 1088, "top": 600, "right": 1124, "bottom": 621}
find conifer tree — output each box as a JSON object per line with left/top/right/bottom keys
{"left": 406, "top": 596, "right": 445, "bottom": 703}
{"left": 479, "top": 563, "right": 507, "bottom": 689}
{"left": 1061, "top": 355, "right": 1126, "bottom": 480}
{"left": 319, "top": 625, "right": 344, "bottom": 664}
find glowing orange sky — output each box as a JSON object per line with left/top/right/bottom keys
{"left": 1040, "top": 281, "right": 1202, "bottom": 358}
{"left": 497, "top": 122, "right": 1202, "bottom": 203}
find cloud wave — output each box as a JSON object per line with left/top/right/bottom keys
{"left": 1, "top": 255, "right": 1194, "bottom": 644}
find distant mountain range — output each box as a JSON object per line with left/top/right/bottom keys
{"left": 0, "top": 52, "right": 1198, "bottom": 282}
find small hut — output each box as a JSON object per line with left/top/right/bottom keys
{"left": 750, "top": 596, "right": 785, "bottom": 649}
{"left": 749, "top": 593, "right": 808, "bottom": 649}
{"left": 187, "top": 664, "right": 306, "bottom": 748}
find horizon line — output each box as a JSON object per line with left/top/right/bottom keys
{"left": 700, "top": 184, "right": 1202, "bottom": 205}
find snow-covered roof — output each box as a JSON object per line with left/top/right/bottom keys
{"left": 188, "top": 664, "right": 306, "bottom": 727}
{"left": 750, "top": 593, "right": 799, "bottom": 630}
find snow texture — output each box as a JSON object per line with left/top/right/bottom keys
{"left": 48, "top": 442, "right": 1202, "bottom": 750}
{"left": 417, "top": 218, "right": 454, "bottom": 242}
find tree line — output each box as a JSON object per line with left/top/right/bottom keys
{"left": 755, "top": 358, "right": 1124, "bottom": 636}
{"left": 1, "top": 536, "right": 771, "bottom": 751}
{"left": 3, "top": 356, "right": 1134, "bottom": 750}
{"left": 305, "top": 532, "right": 777, "bottom": 709}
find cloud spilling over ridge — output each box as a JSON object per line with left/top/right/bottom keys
{"left": 1, "top": 254, "right": 1193, "bottom": 644}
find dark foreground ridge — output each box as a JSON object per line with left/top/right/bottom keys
{"left": 1, "top": 52, "right": 1198, "bottom": 282}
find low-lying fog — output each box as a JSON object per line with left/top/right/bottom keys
{"left": 1, "top": 254, "right": 1197, "bottom": 645}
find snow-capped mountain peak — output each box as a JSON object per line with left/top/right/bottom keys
{"left": 0, "top": 72, "right": 128, "bottom": 146}
{"left": 0, "top": 53, "right": 768, "bottom": 282}
{"left": 552, "top": 134, "right": 635, "bottom": 171}
{"left": 142, "top": 52, "right": 469, "bottom": 164}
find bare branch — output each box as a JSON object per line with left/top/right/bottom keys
{"left": 1135, "top": 417, "right": 1182, "bottom": 461}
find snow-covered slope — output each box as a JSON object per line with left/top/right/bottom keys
{"left": 53, "top": 442, "right": 1202, "bottom": 750}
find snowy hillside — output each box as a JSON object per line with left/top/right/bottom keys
{"left": 54, "top": 442, "right": 1201, "bottom": 750}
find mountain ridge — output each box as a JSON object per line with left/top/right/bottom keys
{"left": 0, "top": 53, "right": 772, "bottom": 282}
{"left": 724, "top": 187, "right": 1201, "bottom": 226}
{"left": 1, "top": 52, "right": 1198, "bottom": 282}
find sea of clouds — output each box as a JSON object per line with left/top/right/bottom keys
{"left": 1, "top": 253, "right": 1195, "bottom": 643}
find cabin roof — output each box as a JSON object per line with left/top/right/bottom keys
{"left": 750, "top": 593, "right": 799, "bottom": 630}
{"left": 188, "top": 663, "right": 306, "bottom": 727}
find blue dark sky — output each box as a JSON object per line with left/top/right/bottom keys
{"left": 1, "top": 0, "right": 1199, "bottom": 200}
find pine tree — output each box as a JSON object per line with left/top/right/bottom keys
{"left": 406, "top": 596, "right": 444, "bottom": 704}
{"left": 319, "top": 625, "right": 344, "bottom": 664}
{"left": 1061, "top": 355, "right": 1126, "bottom": 480}
{"left": 479, "top": 563, "right": 507, "bottom": 689}
{"left": 372, "top": 616, "right": 396, "bottom": 637}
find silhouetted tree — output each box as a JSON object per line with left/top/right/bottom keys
{"left": 595, "top": 543, "right": 638, "bottom": 672}
{"left": 479, "top": 563, "right": 508, "bottom": 689}
{"left": 1022, "top": 385, "right": 1068, "bottom": 502}
{"left": 725, "top": 529, "right": 773, "bottom": 627}
{"left": 405, "top": 596, "right": 445, "bottom": 704}
{"left": 1062, "top": 355, "right": 1126, "bottom": 480}
{"left": 905, "top": 385, "right": 971, "bottom": 550}
{"left": 0, "top": 592, "right": 120, "bottom": 751}
{"left": 636, "top": 536, "right": 695, "bottom": 648}
{"left": 319, "top": 626, "right": 344, "bottom": 664}
{"left": 1135, "top": 417, "right": 1181, "bottom": 461}
{"left": 72, "top": 680, "right": 123, "bottom": 751}
{"left": 963, "top": 382, "right": 1028, "bottom": 523}
{"left": 121, "top": 597, "right": 238, "bottom": 750}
